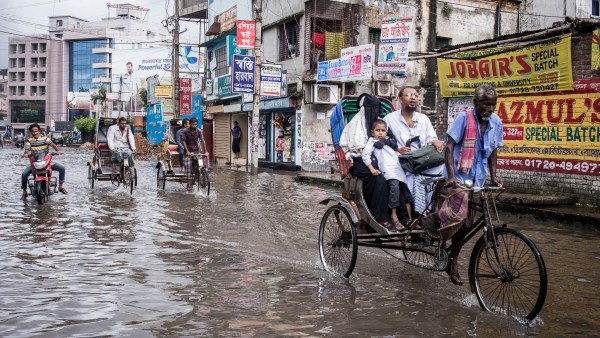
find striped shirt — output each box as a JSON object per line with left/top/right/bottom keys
{"left": 25, "top": 136, "right": 53, "bottom": 156}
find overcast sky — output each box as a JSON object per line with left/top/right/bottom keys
{"left": 0, "top": 0, "right": 200, "bottom": 68}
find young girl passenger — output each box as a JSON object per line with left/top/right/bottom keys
{"left": 361, "top": 119, "right": 413, "bottom": 231}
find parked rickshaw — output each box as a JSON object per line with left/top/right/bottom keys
{"left": 87, "top": 117, "right": 138, "bottom": 195}
{"left": 319, "top": 96, "right": 547, "bottom": 321}
{"left": 155, "top": 118, "right": 210, "bottom": 195}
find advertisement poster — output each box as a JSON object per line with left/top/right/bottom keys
{"left": 236, "top": 20, "right": 256, "bottom": 49}
{"left": 260, "top": 64, "right": 282, "bottom": 97}
{"left": 495, "top": 90, "right": 600, "bottom": 176}
{"left": 146, "top": 104, "right": 163, "bottom": 145}
{"left": 232, "top": 54, "right": 255, "bottom": 93}
{"left": 377, "top": 18, "right": 413, "bottom": 75}
{"left": 593, "top": 29, "right": 600, "bottom": 70}
{"left": 447, "top": 97, "right": 473, "bottom": 125}
{"left": 437, "top": 34, "right": 573, "bottom": 97}
{"left": 180, "top": 78, "right": 192, "bottom": 115}
{"left": 341, "top": 44, "right": 375, "bottom": 81}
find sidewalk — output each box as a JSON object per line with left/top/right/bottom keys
{"left": 296, "top": 171, "right": 600, "bottom": 226}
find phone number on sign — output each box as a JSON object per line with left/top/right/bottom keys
{"left": 498, "top": 158, "right": 600, "bottom": 175}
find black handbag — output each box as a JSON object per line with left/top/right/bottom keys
{"left": 399, "top": 145, "right": 445, "bottom": 174}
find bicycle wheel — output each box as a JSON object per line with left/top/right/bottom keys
{"left": 88, "top": 166, "right": 95, "bottom": 189}
{"left": 156, "top": 164, "right": 166, "bottom": 190}
{"left": 198, "top": 167, "right": 210, "bottom": 195}
{"left": 319, "top": 205, "right": 357, "bottom": 278}
{"left": 123, "top": 166, "right": 134, "bottom": 195}
{"left": 469, "top": 227, "right": 547, "bottom": 321}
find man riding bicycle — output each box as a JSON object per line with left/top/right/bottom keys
{"left": 107, "top": 117, "right": 136, "bottom": 168}
{"left": 181, "top": 117, "right": 207, "bottom": 191}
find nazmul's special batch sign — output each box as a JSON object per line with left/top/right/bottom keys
{"left": 437, "top": 34, "right": 573, "bottom": 97}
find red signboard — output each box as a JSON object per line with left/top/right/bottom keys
{"left": 236, "top": 20, "right": 256, "bottom": 49}
{"left": 180, "top": 78, "right": 192, "bottom": 115}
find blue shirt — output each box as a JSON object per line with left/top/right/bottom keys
{"left": 443, "top": 109, "right": 503, "bottom": 188}
{"left": 176, "top": 128, "right": 185, "bottom": 152}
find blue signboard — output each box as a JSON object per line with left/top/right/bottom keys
{"left": 232, "top": 54, "right": 255, "bottom": 93}
{"left": 227, "top": 35, "right": 247, "bottom": 65}
{"left": 180, "top": 95, "right": 204, "bottom": 129}
{"left": 146, "top": 104, "right": 164, "bottom": 145}
{"left": 317, "top": 58, "right": 351, "bottom": 82}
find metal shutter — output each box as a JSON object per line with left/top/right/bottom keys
{"left": 214, "top": 114, "right": 230, "bottom": 160}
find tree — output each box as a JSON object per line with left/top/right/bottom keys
{"left": 91, "top": 85, "right": 108, "bottom": 118}
{"left": 139, "top": 87, "right": 148, "bottom": 110}
{"left": 74, "top": 117, "right": 97, "bottom": 143}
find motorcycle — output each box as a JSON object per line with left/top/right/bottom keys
{"left": 15, "top": 139, "right": 24, "bottom": 149}
{"left": 27, "top": 152, "right": 58, "bottom": 205}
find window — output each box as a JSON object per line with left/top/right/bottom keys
{"left": 369, "top": 28, "right": 381, "bottom": 63}
{"left": 10, "top": 44, "right": 17, "bottom": 54}
{"left": 436, "top": 36, "right": 452, "bottom": 49}
{"left": 18, "top": 86, "right": 25, "bottom": 95}
{"left": 41, "top": 87, "right": 46, "bottom": 95}
{"left": 31, "top": 43, "right": 38, "bottom": 53}
{"left": 10, "top": 59, "right": 17, "bottom": 68}
{"left": 10, "top": 72, "right": 16, "bottom": 81}
{"left": 18, "top": 72, "right": 25, "bottom": 81}
{"left": 19, "top": 44, "right": 25, "bottom": 53}
{"left": 30, "top": 86, "right": 37, "bottom": 95}
{"left": 214, "top": 46, "right": 227, "bottom": 77}
{"left": 40, "top": 57, "right": 46, "bottom": 67}
{"left": 280, "top": 21, "right": 299, "bottom": 61}
{"left": 0, "top": 84, "right": 4, "bottom": 93}
{"left": 31, "top": 58, "right": 38, "bottom": 67}
{"left": 312, "top": 18, "right": 345, "bottom": 61}
{"left": 10, "top": 86, "right": 16, "bottom": 95}
{"left": 56, "top": 19, "right": 63, "bottom": 27}
{"left": 18, "top": 58, "right": 25, "bottom": 67}
{"left": 594, "top": 0, "right": 599, "bottom": 16}
{"left": 31, "top": 73, "right": 38, "bottom": 81}
{"left": 40, "top": 43, "right": 47, "bottom": 53}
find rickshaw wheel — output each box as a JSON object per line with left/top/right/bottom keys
{"left": 88, "top": 166, "right": 95, "bottom": 189}
{"left": 469, "top": 227, "right": 547, "bottom": 321}
{"left": 123, "top": 167, "right": 134, "bottom": 195}
{"left": 156, "top": 165, "right": 166, "bottom": 190}
{"left": 319, "top": 205, "right": 357, "bottom": 278}
{"left": 198, "top": 167, "right": 210, "bottom": 195}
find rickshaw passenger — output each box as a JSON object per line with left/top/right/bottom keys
{"left": 340, "top": 94, "right": 391, "bottom": 225}
{"left": 362, "top": 119, "right": 411, "bottom": 231}
{"left": 182, "top": 117, "right": 207, "bottom": 191}
{"left": 107, "top": 117, "right": 136, "bottom": 166}
{"left": 384, "top": 87, "right": 444, "bottom": 215}
{"left": 176, "top": 118, "right": 190, "bottom": 168}
{"left": 443, "top": 84, "right": 503, "bottom": 285}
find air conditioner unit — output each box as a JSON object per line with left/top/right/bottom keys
{"left": 376, "top": 81, "right": 393, "bottom": 97}
{"left": 33, "top": 50, "right": 38, "bottom": 54}
{"left": 32, "top": 93, "right": 37, "bottom": 96}
{"left": 41, "top": 78, "right": 46, "bottom": 82}
{"left": 32, "top": 65, "right": 38, "bottom": 68}
{"left": 311, "top": 84, "right": 338, "bottom": 104}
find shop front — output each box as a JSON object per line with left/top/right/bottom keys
{"left": 243, "top": 97, "right": 300, "bottom": 170}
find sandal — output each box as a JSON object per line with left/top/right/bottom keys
{"left": 59, "top": 187, "right": 69, "bottom": 195}
{"left": 21, "top": 191, "right": 28, "bottom": 200}
{"left": 392, "top": 220, "right": 405, "bottom": 231}
{"left": 445, "top": 259, "right": 463, "bottom": 286}
{"left": 379, "top": 221, "right": 397, "bottom": 233}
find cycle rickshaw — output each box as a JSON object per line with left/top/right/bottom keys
{"left": 318, "top": 96, "right": 547, "bottom": 321}
{"left": 87, "top": 117, "right": 138, "bottom": 195}
{"left": 155, "top": 118, "right": 210, "bottom": 195}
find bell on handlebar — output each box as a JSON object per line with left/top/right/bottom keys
{"left": 463, "top": 179, "right": 474, "bottom": 188}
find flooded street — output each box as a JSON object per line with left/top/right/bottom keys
{"left": 0, "top": 147, "right": 599, "bottom": 337}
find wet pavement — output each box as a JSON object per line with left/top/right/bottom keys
{"left": 0, "top": 146, "right": 599, "bottom": 337}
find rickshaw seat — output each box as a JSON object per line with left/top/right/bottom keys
{"left": 168, "top": 144, "right": 179, "bottom": 154}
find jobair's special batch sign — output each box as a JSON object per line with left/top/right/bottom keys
{"left": 495, "top": 89, "right": 600, "bottom": 176}
{"left": 437, "top": 34, "right": 573, "bottom": 97}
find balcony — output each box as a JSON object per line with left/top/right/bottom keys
{"left": 178, "top": 0, "right": 208, "bottom": 19}
{"left": 92, "top": 76, "right": 113, "bottom": 83}
{"left": 92, "top": 47, "right": 113, "bottom": 54}
{"left": 92, "top": 62, "right": 112, "bottom": 69}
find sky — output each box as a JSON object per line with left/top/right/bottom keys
{"left": 0, "top": 0, "right": 200, "bottom": 68}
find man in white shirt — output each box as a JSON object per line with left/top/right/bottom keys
{"left": 107, "top": 117, "right": 136, "bottom": 166}
{"left": 384, "top": 87, "right": 444, "bottom": 213}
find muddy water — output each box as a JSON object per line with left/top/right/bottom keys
{"left": 0, "top": 147, "right": 598, "bottom": 337}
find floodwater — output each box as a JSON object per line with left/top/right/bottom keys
{"left": 0, "top": 146, "right": 599, "bottom": 337}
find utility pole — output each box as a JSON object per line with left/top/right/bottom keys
{"left": 250, "top": 0, "right": 262, "bottom": 175}
{"left": 172, "top": 0, "right": 181, "bottom": 117}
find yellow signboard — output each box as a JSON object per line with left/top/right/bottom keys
{"left": 155, "top": 85, "right": 172, "bottom": 98}
{"left": 495, "top": 91, "right": 600, "bottom": 176}
{"left": 437, "top": 34, "right": 573, "bottom": 97}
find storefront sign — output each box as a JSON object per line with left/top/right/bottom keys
{"left": 180, "top": 78, "right": 192, "bottom": 115}
{"left": 592, "top": 29, "right": 600, "bottom": 70}
{"left": 317, "top": 44, "right": 375, "bottom": 82}
{"left": 260, "top": 64, "right": 282, "bottom": 97}
{"left": 242, "top": 97, "right": 293, "bottom": 111}
{"left": 236, "top": 20, "right": 256, "bottom": 49}
{"left": 146, "top": 104, "right": 163, "bottom": 145}
{"left": 227, "top": 35, "right": 247, "bottom": 66}
{"left": 232, "top": 54, "right": 255, "bottom": 93}
{"left": 215, "top": 5, "right": 237, "bottom": 33}
{"left": 217, "top": 75, "right": 233, "bottom": 98}
{"left": 438, "top": 34, "right": 573, "bottom": 97}
{"left": 192, "top": 95, "right": 203, "bottom": 120}
{"left": 155, "top": 85, "right": 172, "bottom": 98}
{"left": 495, "top": 91, "right": 600, "bottom": 176}
{"left": 377, "top": 18, "right": 413, "bottom": 75}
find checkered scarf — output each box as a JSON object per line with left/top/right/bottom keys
{"left": 457, "top": 109, "right": 477, "bottom": 173}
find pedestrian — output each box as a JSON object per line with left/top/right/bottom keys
{"left": 442, "top": 83, "right": 503, "bottom": 285}
{"left": 275, "top": 130, "right": 285, "bottom": 162}
{"left": 177, "top": 118, "right": 190, "bottom": 168}
{"left": 231, "top": 121, "right": 242, "bottom": 159}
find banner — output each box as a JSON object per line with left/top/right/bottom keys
{"left": 317, "top": 44, "right": 375, "bottom": 82}
{"left": 593, "top": 29, "right": 600, "bottom": 70}
{"left": 260, "top": 64, "right": 282, "bottom": 97}
{"left": 495, "top": 91, "right": 600, "bottom": 176}
{"left": 232, "top": 54, "right": 255, "bottom": 93}
{"left": 180, "top": 78, "right": 192, "bottom": 115}
{"left": 236, "top": 20, "right": 256, "bottom": 49}
{"left": 155, "top": 85, "right": 172, "bottom": 98}
{"left": 377, "top": 18, "right": 413, "bottom": 75}
{"left": 438, "top": 34, "right": 573, "bottom": 97}
{"left": 447, "top": 97, "right": 473, "bottom": 125}
{"left": 146, "top": 104, "right": 163, "bottom": 145}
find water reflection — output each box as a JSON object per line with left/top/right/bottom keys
{"left": 0, "top": 147, "right": 599, "bottom": 336}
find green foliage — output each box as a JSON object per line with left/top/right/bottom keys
{"left": 74, "top": 117, "right": 97, "bottom": 134}
{"left": 91, "top": 85, "right": 107, "bottom": 103}
{"left": 139, "top": 88, "right": 148, "bottom": 109}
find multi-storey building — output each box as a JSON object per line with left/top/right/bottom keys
{"left": 6, "top": 4, "right": 170, "bottom": 133}
{"left": 0, "top": 69, "right": 7, "bottom": 122}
